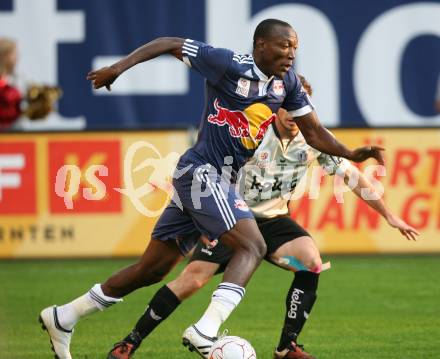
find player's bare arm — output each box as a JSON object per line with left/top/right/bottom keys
{"left": 86, "top": 37, "right": 185, "bottom": 90}
{"left": 342, "top": 164, "right": 419, "bottom": 241}
{"left": 295, "top": 111, "right": 385, "bottom": 165}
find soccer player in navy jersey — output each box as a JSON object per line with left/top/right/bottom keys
{"left": 39, "top": 19, "right": 384, "bottom": 359}
{"left": 104, "top": 76, "right": 418, "bottom": 359}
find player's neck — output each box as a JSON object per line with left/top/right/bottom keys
{"left": 252, "top": 55, "right": 272, "bottom": 78}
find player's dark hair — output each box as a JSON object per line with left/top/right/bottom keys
{"left": 298, "top": 74, "right": 313, "bottom": 97}
{"left": 253, "top": 19, "right": 292, "bottom": 49}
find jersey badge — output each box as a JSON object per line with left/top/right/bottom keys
{"left": 257, "top": 151, "right": 270, "bottom": 168}
{"left": 234, "top": 199, "right": 250, "bottom": 212}
{"left": 235, "top": 78, "right": 251, "bottom": 97}
{"left": 273, "top": 80, "right": 284, "bottom": 96}
{"left": 297, "top": 150, "right": 309, "bottom": 163}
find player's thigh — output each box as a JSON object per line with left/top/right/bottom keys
{"left": 152, "top": 202, "right": 200, "bottom": 257}
{"left": 271, "top": 236, "right": 322, "bottom": 270}
{"left": 177, "top": 166, "right": 265, "bottom": 255}
{"left": 220, "top": 218, "right": 266, "bottom": 257}
{"left": 258, "top": 216, "right": 321, "bottom": 270}
{"left": 189, "top": 240, "right": 233, "bottom": 275}
{"left": 138, "top": 238, "right": 183, "bottom": 268}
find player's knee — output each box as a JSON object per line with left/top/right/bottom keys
{"left": 190, "top": 277, "right": 209, "bottom": 291}
{"left": 180, "top": 266, "right": 212, "bottom": 291}
{"left": 244, "top": 238, "right": 267, "bottom": 260}
{"left": 303, "top": 255, "right": 322, "bottom": 272}
{"left": 256, "top": 240, "right": 267, "bottom": 259}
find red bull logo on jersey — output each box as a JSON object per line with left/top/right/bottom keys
{"left": 234, "top": 199, "right": 249, "bottom": 212}
{"left": 207, "top": 99, "right": 276, "bottom": 150}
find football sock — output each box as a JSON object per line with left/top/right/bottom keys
{"left": 57, "top": 283, "right": 122, "bottom": 330}
{"left": 126, "top": 285, "right": 181, "bottom": 344}
{"left": 194, "top": 282, "right": 245, "bottom": 337}
{"left": 277, "top": 271, "right": 319, "bottom": 351}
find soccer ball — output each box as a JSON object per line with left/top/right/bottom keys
{"left": 209, "top": 336, "right": 257, "bottom": 359}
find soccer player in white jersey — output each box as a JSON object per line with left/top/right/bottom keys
{"left": 106, "top": 76, "right": 419, "bottom": 359}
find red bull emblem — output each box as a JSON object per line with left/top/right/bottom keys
{"left": 207, "top": 99, "right": 251, "bottom": 138}
{"left": 207, "top": 99, "right": 276, "bottom": 146}
{"left": 254, "top": 115, "right": 276, "bottom": 141}
{"left": 234, "top": 199, "right": 249, "bottom": 212}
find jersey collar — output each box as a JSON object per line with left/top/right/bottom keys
{"left": 253, "top": 61, "right": 274, "bottom": 83}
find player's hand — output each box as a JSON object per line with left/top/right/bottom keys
{"left": 386, "top": 214, "right": 420, "bottom": 241}
{"left": 86, "top": 65, "right": 119, "bottom": 91}
{"left": 199, "top": 235, "right": 218, "bottom": 249}
{"left": 350, "top": 146, "right": 385, "bottom": 165}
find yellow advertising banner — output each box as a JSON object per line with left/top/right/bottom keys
{"left": 0, "top": 131, "right": 190, "bottom": 258}
{"left": 0, "top": 129, "right": 439, "bottom": 258}
{"left": 290, "top": 129, "right": 440, "bottom": 254}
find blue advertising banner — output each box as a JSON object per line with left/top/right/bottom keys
{"left": 1, "top": 0, "right": 439, "bottom": 129}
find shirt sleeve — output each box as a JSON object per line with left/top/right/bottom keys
{"left": 182, "top": 39, "right": 233, "bottom": 85}
{"left": 317, "top": 153, "right": 351, "bottom": 176}
{"left": 282, "top": 71, "right": 314, "bottom": 117}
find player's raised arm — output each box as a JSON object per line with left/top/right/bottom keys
{"left": 86, "top": 37, "right": 185, "bottom": 91}
{"left": 295, "top": 111, "right": 385, "bottom": 165}
{"left": 340, "top": 164, "right": 419, "bottom": 241}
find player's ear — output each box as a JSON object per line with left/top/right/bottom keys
{"left": 255, "top": 37, "right": 265, "bottom": 50}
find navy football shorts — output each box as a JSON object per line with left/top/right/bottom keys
{"left": 152, "top": 164, "right": 254, "bottom": 255}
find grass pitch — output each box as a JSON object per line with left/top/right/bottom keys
{"left": 1, "top": 256, "right": 439, "bottom": 358}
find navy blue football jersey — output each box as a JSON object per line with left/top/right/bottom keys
{"left": 178, "top": 39, "right": 313, "bottom": 177}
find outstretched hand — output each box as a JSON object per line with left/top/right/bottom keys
{"left": 387, "top": 214, "right": 420, "bottom": 241}
{"left": 86, "top": 66, "right": 119, "bottom": 91}
{"left": 351, "top": 146, "right": 385, "bottom": 165}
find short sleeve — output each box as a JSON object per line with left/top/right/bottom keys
{"left": 317, "top": 154, "right": 351, "bottom": 176}
{"left": 182, "top": 39, "right": 233, "bottom": 85}
{"left": 282, "top": 71, "right": 314, "bottom": 117}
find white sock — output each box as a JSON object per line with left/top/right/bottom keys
{"left": 57, "top": 283, "right": 123, "bottom": 330}
{"left": 194, "top": 282, "right": 245, "bottom": 337}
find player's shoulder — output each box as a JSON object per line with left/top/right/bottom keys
{"left": 229, "top": 53, "right": 255, "bottom": 73}
{"left": 231, "top": 53, "right": 254, "bottom": 65}
{"left": 186, "top": 39, "right": 235, "bottom": 58}
{"left": 282, "top": 68, "right": 300, "bottom": 89}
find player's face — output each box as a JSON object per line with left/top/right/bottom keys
{"left": 259, "top": 26, "right": 298, "bottom": 78}
{"left": 277, "top": 108, "right": 299, "bottom": 136}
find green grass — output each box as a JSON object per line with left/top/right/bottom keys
{"left": 1, "top": 256, "right": 439, "bottom": 358}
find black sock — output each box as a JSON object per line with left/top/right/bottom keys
{"left": 277, "top": 271, "right": 319, "bottom": 351}
{"left": 125, "top": 285, "right": 181, "bottom": 345}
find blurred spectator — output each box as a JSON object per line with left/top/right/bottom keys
{"left": 0, "top": 38, "right": 22, "bottom": 129}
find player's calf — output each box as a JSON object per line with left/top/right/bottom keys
{"left": 277, "top": 271, "right": 319, "bottom": 354}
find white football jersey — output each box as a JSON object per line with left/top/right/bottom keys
{"left": 242, "top": 123, "right": 350, "bottom": 218}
